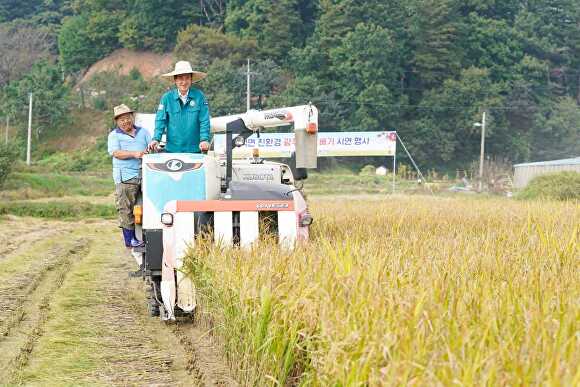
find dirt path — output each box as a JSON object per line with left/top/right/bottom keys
{"left": 0, "top": 217, "right": 237, "bottom": 386}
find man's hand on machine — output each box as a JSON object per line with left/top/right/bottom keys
{"left": 199, "top": 141, "right": 209, "bottom": 153}
{"left": 147, "top": 140, "right": 159, "bottom": 152}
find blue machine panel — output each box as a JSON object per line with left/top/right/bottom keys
{"left": 142, "top": 153, "right": 206, "bottom": 229}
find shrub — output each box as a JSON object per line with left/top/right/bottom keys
{"left": 92, "top": 97, "right": 107, "bottom": 111}
{"left": 36, "top": 137, "right": 110, "bottom": 173}
{"left": 0, "top": 143, "right": 19, "bottom": 188}
{"left": 518, "top": 171, "right": 580, "bottom": 200}
{"left": 359, "top": 164, "right": 376, "bottom": 175}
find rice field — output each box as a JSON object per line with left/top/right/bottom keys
{"left": 185, "top": 196, "right": 579, "bottom": 385}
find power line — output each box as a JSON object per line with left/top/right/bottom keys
{"left": 309, "top": 98, "right": 554, "bottom": 111}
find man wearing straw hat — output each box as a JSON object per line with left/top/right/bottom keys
{"left": 108, "top": 103, "right": 151, "bottom": 248}
{"left": 148, "top": 60, "right": 211, "bottom": 153}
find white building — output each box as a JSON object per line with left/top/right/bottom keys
{"left": 513, "top": 157, "right": 580, "bottom": 189}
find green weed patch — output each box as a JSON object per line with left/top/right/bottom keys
{"left": 1, "top": 172, "right": 113, "bottom": 200}
{"left": 303, "top": 172, "right": 428, "bottom": 195}
{"left": 0, "top": 201, "right": 115, "bottom": 219}
{"left": 518, "top": 171, "right": 580, "bottom": 201}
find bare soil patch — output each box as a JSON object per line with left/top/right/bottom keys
{"left": 0, "top": 216, "right": 75, "bottom": 259}
{"left": 79, "top": 48, "right": 174, "bottom": 84}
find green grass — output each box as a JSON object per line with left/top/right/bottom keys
{"left": 518, "top": 171, "right": 580, "bottom": 201}
{"left": 1, "top": 172, "right": 113, "bottom": 200}
{"left": 303, "top": 171, "right": 441, "bottom": 195}
{"left": 35, "top": 149, "right": 110, "bottom": 173}
{"left": 0, "top": 201, "right": 115, "bottom": 219}
{"left": 16, "top": 229, "right": 114, "bottom": 385}
{"left": 185, "top": 196, "right": 579, "bottom": 385}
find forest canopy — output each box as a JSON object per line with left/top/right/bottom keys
{"left": 0, "top": 0, "right": 578, "bottom": 168}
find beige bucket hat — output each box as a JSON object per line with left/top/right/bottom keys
{"left": 162, "top": 60, "right": 207, "bottom": 82}
{"left": 113, "top": 104, "right": 134, "bottom": 119}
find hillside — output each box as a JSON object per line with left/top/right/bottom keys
{"left": 1, "top": 0, "right": 579, "bottom": 170}
{"left": 78, "top": 49, "right": 175, "bottom": 84}
{"left": 42, "top": 110, "right": 109, "bottom": 152}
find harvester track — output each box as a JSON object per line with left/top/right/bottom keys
{"left": 171, "top": 321, "right": 238, "bottom": 387}
{"left": 0, "top": 237, "right": 88, "bottom": 383}
{"left": 0, "top": 218, "right": 237, "bottom": 386}
{"left": 0, "top": 216, "right": 74, "bottom": 260}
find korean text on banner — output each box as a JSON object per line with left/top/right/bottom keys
{"left": 214, "top": 131, "right": 397, "bottom": 157}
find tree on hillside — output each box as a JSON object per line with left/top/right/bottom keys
{"left": 532, "top": 97, "right": 580, "bottom": 159}
{"left": 460, "top": 13, "right": 524, "bottom": 84}
{"left": 328, "top": 23, "right": 405, "bottom": 131}
{"left": 0, "top": 0, "right": 43, "bottom": 23}
{"left": 200, "top": 58, "right": 285, "bottom": 114}
{"left": 198, "top": 0, "right": 227, "bottom": 27}
{"left": 202, "top": 59, "right": 246, "bottom": 115}
{"left": 515, "top": 0, "right": 579, "bottom": 100}
{"left": 247, "top": 60, "right": 286, "bottom": 109}
{"left": 410, "top": 0, "right": 461, "bottom": 89}
{"left": 58, "top": 12, "right": 123, "bottom": 74}
{"left": 0, "top": 25, "right": 53, "bottom": 86}
{"left": 174, "top": 25, "right": 256, "bottom": 67}
{"left": 458, "top": 0, "right": 521, "bottom": 21}
{"left": 259, "top": 0, "right": 305, "bottom": 63}
{"left": 402, "top": 68, "right": 502, "bottom": 165}
{"left": 118, "top": 0, "right": 198, "bottom": 52}
{"left": 268, "top": 75, "right": 342, "bottom": 131}
{"left": 68, "top": 0, "right": 125, "bottom": 12}
{"left": 290, "top": 0, "right": 412, "bottom": 125}
{"left": 224, "top": 0, "right": 317, "bottom": 63}
{"left": 2, "top": 61, "right": 70, "bottom": 139}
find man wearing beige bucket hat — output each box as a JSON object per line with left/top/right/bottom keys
{"left": 148, "top": 60, "right": 211, "bottom": 153}
{"left": 108, "top": 104, "right": 151, "bottom": 248}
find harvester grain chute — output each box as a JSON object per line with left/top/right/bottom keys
{"left": 133, "top": 104, "right": 318, "bottom": 320}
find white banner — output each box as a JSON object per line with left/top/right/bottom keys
{"left": 214, "top": 131, "right": 397, "bottom": 157}
{"left": 134, "top": 114, "right": 397, "bottom": 157}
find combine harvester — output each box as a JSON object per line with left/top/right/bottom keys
{"left": 133, "top": 104, "right": 319, "bottom": 320}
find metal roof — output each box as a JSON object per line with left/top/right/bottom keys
{"left": 514, "top": 157, "right": 580, "bottom": 168}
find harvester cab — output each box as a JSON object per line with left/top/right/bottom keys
{"left": 134, "top": 104, "right": 318, "bottom": 319}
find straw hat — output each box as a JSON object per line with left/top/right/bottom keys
{"left": 161, "top": 60, "right": 207, "bottom": 82}
{"left": 113, "top": 104, "right": 134, "bottom": 119}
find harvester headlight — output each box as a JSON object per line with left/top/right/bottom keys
{"left": 234, "top": 135, "right": 245, "bottom": 147}
{"left": 160, "top": 213, "right": 174, "bottom": 226}
{"left": 299, "top": 213, "right": 313, "bottom": 227}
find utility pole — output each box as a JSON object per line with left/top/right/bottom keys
{"left": 396, "top": 133, "right": 434, "bottom": 195}
{"left": 4, "top": 115, "right": 8, "bottom": 145}
{"left": 246, "top": 59, "right": 251, "bottom": 111}
{"left": 392, "top": 143, "right": 396, "bottom": 194}
{"left": 478, "top": 111, "right": 486, "bottom": 192}
{"left": 27, "top": 92, "right": 33, "bottom": 166}
{"left": 80, "top": 85, "right": 85, "bottom": 109}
